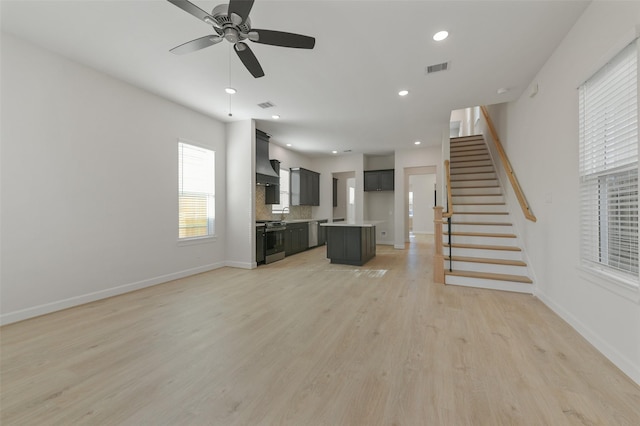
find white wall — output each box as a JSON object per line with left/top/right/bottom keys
{"left": 410, "top": 174, "right": 436, "bottom": 234}
{"left": 332, "top": 171, "right": 354, "bottom": 221}
{"left": 0, "top": 34, "right": 227, "bottom": 324}
{"left": 394, "top": 146, "right": 443, "bottom": 248}
{"left": 488, "top": 2, "right": 640, "bottom": 384}
{"left": 311, "top": 154, "right": 365, "bottom": 222}
{"left": 225, "top": 120, "right": 254, "bottom": 269}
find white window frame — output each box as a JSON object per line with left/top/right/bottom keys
{"left": 178, "top": 140, "right": 216, "bottom": 241}
{"left": 578, "top": 39, "right": 639, "bottom": 293}
{"left": 271, "top": 167, "right": 290, "bottom": 214}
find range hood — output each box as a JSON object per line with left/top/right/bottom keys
{"left": 256, "top": 130, "right": 279, "bottom": 186}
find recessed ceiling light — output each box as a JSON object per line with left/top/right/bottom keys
{"left": 331, "top": 150, "right": 338, "bottom": 154}
{"left": 433, "top": 31, "right": 449, "bottom": 41}
{"left": 398, "top": 90, "right": 409, "bottom": 97}
{"left": 225, "top": 87, "right": 237, "bottom": 94}
{"left": 286, "top": 143, "right": 292, "bottom": 147}
{"left": 414, "top": 141, "right": 421, "bottom": 145}
{"left": 272, "top": 114, "right": 280, "bottom": 119}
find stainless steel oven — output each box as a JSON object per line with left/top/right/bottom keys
{"left": 262, "top": 221, "right": 286, "bottom": 264}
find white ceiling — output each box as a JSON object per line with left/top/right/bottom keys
{"left": 1, "top": 0, "right": 590, "bottom": 156}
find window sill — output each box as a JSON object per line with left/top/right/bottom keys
{"left": 578, "top": 265, "right": 640, "bottom": 303}
{"left": 177, "top": 235, "right": 217, "bottom": 246}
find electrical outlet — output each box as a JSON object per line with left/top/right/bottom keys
{"left": 381, "top": 231, "right": 387, "bottom": 236}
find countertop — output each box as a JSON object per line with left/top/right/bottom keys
{"left": 320, "top": 221, "right": 382, "bottom": 228}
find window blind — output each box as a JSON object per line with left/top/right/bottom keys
{"left": 178, "top": 142, "right": 215, "bottom": 239}
{"left": 579, "top": 39, "right": 638, "bottom": 282}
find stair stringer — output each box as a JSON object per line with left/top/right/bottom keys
{"left": 478, "top": 132, "right": 540, "bottom": 296}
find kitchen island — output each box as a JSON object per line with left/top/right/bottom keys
{"left": 321, "top": 222, "right": 376, "bottom": 266}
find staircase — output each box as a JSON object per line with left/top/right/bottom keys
{"left": 443, "top": 135, "right": 533, "bottom": 293}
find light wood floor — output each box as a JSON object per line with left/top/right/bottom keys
{"left": 2, "top": 235, "right": 639, "bottom": 425}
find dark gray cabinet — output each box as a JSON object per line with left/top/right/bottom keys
{"left": 318, "top": 220, "right": 328, "bottom": 246}
{"left": 285, "top": 222, "right": 309, "bottom": 256}
{"left": 332, "top": 178, "right": 338, "bottom": 207}
{"left": 265, "top": 160, "right": 280, "bottom": 204}
{"left": 290, "top": 167, "right": 320, "bottom": 206}
{"left": 325, "top": 225, "right": 376, "bottom": 266}
{"left": 256, "top": 226, "right": 266, "bottom": 264}
{"left": 364, "top": 169, "right": 394, "bottom": 191}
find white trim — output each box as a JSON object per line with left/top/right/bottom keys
{"left": 578, "top": 265, "right": 640, "bottom": 303}
{"left": 536, "top": 290, "right": 640, "bottom": 386}
{"left": 394, "top": 244, "right": 405, "bottom": 249}
{"left": 225, "top": 261, "right": 254, "bottom": 269}
{"left": 177, "top": 235, "right": 218, "bottom": 246}
{"left": 0, "top": 262, "right": 226, "bottom": 326}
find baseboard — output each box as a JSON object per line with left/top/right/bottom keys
{"left": 394, "top": 244, "right": 405, "bottom": 249}
{"left": 225, "top": 261, "right": 254, "bottom": 269}
{"left": 0, "top": 262, "right": 226, "bottom": 326}
{"left": 536, "top": 291, "right": 640, "bottom": 386}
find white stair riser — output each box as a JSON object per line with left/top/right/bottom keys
{"left": 443, "top": 235, "right": 518, "bottom": 246}
{"left": 451, "top": 187, "right": 502, "bottom": 195}
{"left": 453, "top": 195, "right": 504, "bottom": 203}
{"left": 451, "top": 160, "right": 493, "bottom": 168}
{"left": 450, "top": 138, "right": 485, "bottom": 145}
{"left": 445, "top": 260, "right": 528, "bottom": 276}
{"left": 443, "top": 247, "right": 523, "bottom": 260}
{"left": 451, "top": 180, "right": 500, "bottom": 189}
{"left": 451, "top": 165, "right": 495, "bottom": 174}
{"left": 451, "top": 149, "right": 489, "bottom": 157}
{"left": 445, "top": 275, "right": 533, "bottom": 294}
{"left": 454, "top": 204, "right": 507, "bottom": 213}
{"left": 451, "top": 172, "right": 496, "bottom": 180}
{"left": 444, "top": 224, "right": 514, "bottom": 234}
{"left": 450, "top": 213, "right": 510, "bottom": 222}
{"left": 450, "top": 155, "right": 491, "bottom": 163}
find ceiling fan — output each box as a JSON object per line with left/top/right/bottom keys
{"left": 167, "top": 0, "right": 316, "bottom": 78}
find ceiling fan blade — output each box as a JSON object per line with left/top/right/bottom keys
{"left": 167, "top": 0, "right": 220, "bottom": 28}
{"left": 234, "top": 42, "right": 264, "bottom": 78}
{"left": 228, "top": 0, "right": 254, "bottom": 25}
{"left": 170, "top": 35, "right": 223, "bottom": 55}
{"left": 249, "top": 29, "right": 315, "bottom": 49}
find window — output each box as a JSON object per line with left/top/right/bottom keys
{"left": 178, "top": 141, "right": 215, "bottom": 239}
{"left": 272, "top": 168, "right": 290, "bottom": 213}
{"left": 579, "top": 39, "right": 638, "bottom": 284}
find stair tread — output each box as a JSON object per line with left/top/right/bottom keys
{"left": 447, "top": 221, "right": 513, "bottom": 226}
{"left": 445, "top": 270, "right": 533, "bottom": 284}
{"left": 451, "top": 185, "right": 500, "bottom": 190}
{"left": 444, "top": 242, "right": 521, "bottom": 251}
{"left": 451, "top": 178, "right": 498, "bottom": 182}
{"left": 449, "top": 232, "right": 517, "bottom": 238}
{"left": 453, "top": 193, "right": 503, "bottom": 197}
{"left": 454, "top": 202, "right": 506, "bottom": 205}
{"left": 451, "top": 158, "right": 491, "bottom": 162}
{"left": 453, "top": 211, "right": 509, "bottom": 215}
{"left": 450, "top": 135, "right": 484, "bottom": 141}
{"left": 447, "top": 256, "right": 527, "bottom": 267}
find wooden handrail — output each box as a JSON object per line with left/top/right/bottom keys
{"left": 480, "top": 106, "right": 537, "bottom": 222}
{"left": 443, "top": 159, "right": 453, "bottom": 218}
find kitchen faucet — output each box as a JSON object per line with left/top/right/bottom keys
{"left": 280, "top": 206, "right": 289, "bottom": 220}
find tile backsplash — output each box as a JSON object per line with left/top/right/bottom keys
{"left": 256, "top": 185, "right": 312, "bottom": 220}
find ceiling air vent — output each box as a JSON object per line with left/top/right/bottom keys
{"left": 258, "top": 101, "right": 276, "bottom": 109}
{"left": 426, "top": 62, "right": 449, "bottom": 74}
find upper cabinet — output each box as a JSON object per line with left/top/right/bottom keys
{"left": 265, "top": 160, "right": 280, "bottom": 204}
{"left": 290, "top": 167, "right": 320, "bottom": 206}
{"left": 364, "top": 169, "right": 394, "bottom": 191}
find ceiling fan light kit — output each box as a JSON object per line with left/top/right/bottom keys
{"left": 167, "top": 0, "right": 316, "bottom": 78}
